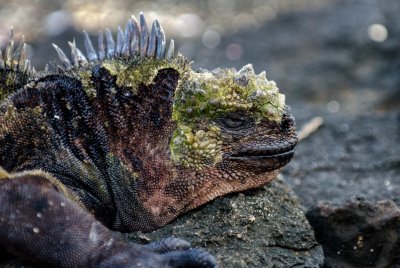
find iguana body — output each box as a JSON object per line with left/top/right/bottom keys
{"left": 0, "top": 13, "right": 297, "bottom": 267}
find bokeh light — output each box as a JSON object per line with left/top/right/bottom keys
{"left": 202, "top": 30, "right": 220, "bottom": 48}
{"left": 327, "top": 100, "right": 340, "bottom": 113}
{"left": 225, "top": 43, "right": 243, "bottom": 60}
{"left": 368, "top": 23, "right": 388, "bottom": 42}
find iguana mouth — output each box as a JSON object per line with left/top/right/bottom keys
{"left": 227, "top": 144, "right": 296, "bottom": 170}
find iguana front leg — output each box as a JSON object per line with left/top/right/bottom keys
{"left": 0, "top": 174, "right": 217, "bottom": 268}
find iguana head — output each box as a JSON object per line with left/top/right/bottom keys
{"left": 171, "top": 64, "right": 291, "bottom": 169}
{"left": 45, "top": 14, "right": 297, "bottom": 230}
{"left": 161, "top": 62, "right": 297, "bottom": 218}
{"left": 107, "top": 57, "right": 297, "bottom": 229}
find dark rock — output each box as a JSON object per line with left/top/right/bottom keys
{"left": 128, "top": 176, "right": 324, "bottom": 268}
{"left": 307, "top": 197, "right": 400, "bottom": 267}
{"left": 284, "top": 112, "right": 400, "bottom": 209}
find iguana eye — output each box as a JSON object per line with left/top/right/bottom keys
{"left": 220, "top": 117, "right": 246, "bottom": 128}
{"left": 216, "top": 112, "right": 253, "bottom": 131}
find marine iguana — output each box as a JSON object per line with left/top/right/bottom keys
{"left": 0, "top": 13, "right": 297, "bottom": 267}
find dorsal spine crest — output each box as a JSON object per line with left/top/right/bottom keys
{"left": 51, "top": 12, "right": 175, "bottom": 72}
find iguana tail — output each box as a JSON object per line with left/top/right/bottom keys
{"left": 0, "top": 28, "right": 36, "bottom": 101}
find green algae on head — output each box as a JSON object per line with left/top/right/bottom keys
{"left": 70, "top": 54, "right": 191, "bottom": 100}
{"left": 100, "top": 54, "right": 191, "bottom": 92}
{"left": 173, "top": 63, "right": 285, "bottom": 124}
{"left": 170, "top": 122, "right": 223, "bottom": 169}
{"left": 170, "top": 64, "right": 286, "bottom": 169}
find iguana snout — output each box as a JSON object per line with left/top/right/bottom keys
{"left": 224, "top": 110, "right": 297, "bottom": 171}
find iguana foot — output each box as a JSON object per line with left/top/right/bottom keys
{"left": 0, "top": 174, "right": 217, "bottom": 268}
{"left": 99, "top": 240, "right": 217, "bottom": 268}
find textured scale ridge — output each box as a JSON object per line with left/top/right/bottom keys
{"left": 0, "top": 12, "right": 297, "bottom": 268}
{"left": 51, "top": 12, "right": 174, "bottom": 71}
{"left": 0, "top": 27, "right": 36, "bottom": 101}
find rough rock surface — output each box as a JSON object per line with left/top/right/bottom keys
{"left": 127, "top": 176, "right": 324, "bottom": 268}
{"left": 307, "top": 198, "right": 400, "bottom": 267}
{"left": 284, "top": 112, "right": 400, "bottom": 208}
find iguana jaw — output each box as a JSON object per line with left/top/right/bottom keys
{"left": 184, "top": 168, "right": 282, "bottom": 212}
{"left": 226, "top": 143, "right": 296, "bottom": 171}
{"left": 136, "top": 167, "right": 283, "bottom": 231}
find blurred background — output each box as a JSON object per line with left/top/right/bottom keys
{"left": 0, "top": 0, "right": 399, "bottom": 207}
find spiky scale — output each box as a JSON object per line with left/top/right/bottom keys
{"left": 13, "top": 36, "right": 25, "bottom": 69}
{"left": 130, "top": 15, "right": 140, "bottom": 56}
{"left": 75, "top": 47, "right": 88, "bottom": 64}
{"left": 68, "top": 39, "right": 88, "bottom": 65}
{"left": 52, "top": 43, "right": 72, "bottom": 68}
{"left": 83, "top": 31, "right": 98, "bottom": 62}
{"left": 98, "top": 30, "right": 106, "bottom": 60}
{"left": 156, "top": 20, "right": 166, "bottom": 59}
{"left": 46, "top": 62, "right": 58, "bottom": 73}
{"left": 19, "top": 43, "right": 27, "bottom": 68}
{"left": 23, "top": 59, "right": 30, "bottom": 73}
{"left": 122, "top": 19, "right": 133, "bottom": 57}
{"left": 116, "top": 26, "right": 124, "bottom": 56}
{"left": 166, "top": 40, "right": 175, "bottom": 60}
{"left": 147, "top": 20, "right": 157, "bottom": 57}
{"left": 105, "top": 28, "right": 116, "bottom": 58}
{"left": 140, "top": 12, "right": 149, "bottom": 56}
{"left": 5, "top": 27, "right": 14, "bottom": 68}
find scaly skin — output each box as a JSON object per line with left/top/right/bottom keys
{"left": 0, "top": 14, "right": 297, "bottom": 267}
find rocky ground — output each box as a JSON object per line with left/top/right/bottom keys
{"left": 127, "top": 177, "right": 324, "bottom": 267}
{"left": 1, "top": 0, "right": 400, "bottom": 267}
